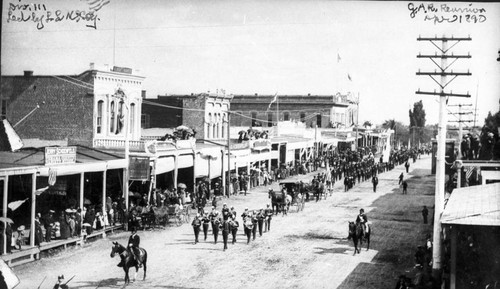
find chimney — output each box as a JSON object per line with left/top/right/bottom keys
{"left": 89, "top": 62, "right": 95, "bottom": 70}
{"left": 141, "top": 90, "right": 146, "bottom": 98}
{"left": 24, "top": 70, "right": 33, "bottom": 77}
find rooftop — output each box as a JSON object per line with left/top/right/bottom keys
{"left": 441, "top": 183, "right": 500, "bottom": 227}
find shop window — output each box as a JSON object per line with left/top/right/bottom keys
{"left": 316, "top": 113, "right": 322, "bottom": 127}
{"left": 283, "top": 111, "right": 290, "bottom": 121}
{"left": 267, "top": 112, "right": 273, "bottom": 127}
{"left": 300, "top": 112, "right": 306, "bottom": 122}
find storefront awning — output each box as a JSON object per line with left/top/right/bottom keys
{"left": 156, "top": 156, "right": 175, "bottom": 175}
{"left": 441, "top": 183, "right": 500, "bottom": 226}
{"left": 178, "top": 154, "right": 194, "bottom": 169}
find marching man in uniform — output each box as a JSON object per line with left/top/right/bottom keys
{"left": 191, "top": 213, "right": 202, "bottom": 244}
{"left": 264, "top": 204, "right": 273, "bottom": 232}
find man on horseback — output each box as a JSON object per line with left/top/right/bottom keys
{"left": 356, "top": 209, "right": 368, "bottom": 238}
{"left": 127, "top": 227, "right": 142, "bottom": 268}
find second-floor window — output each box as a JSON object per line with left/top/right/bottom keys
{"left": 0, "top": 99, "right": 8, "bottom": 120}
{"left": 96, "top": 100, "right": 103, "bottom": 134}
{"left": 130, "top": 103, "right": 136, "bottom": 134}
{"left": 283, "top": 111, "right": 290, "bottom": 121}
{"left": 141, "top": 114, "right": 150, "bottom": 129}
{"left": 251, "top": 112, "right": 258, "bottom": 127}
{"left": 110, "top": 101, "right": 115, "bottom": 133}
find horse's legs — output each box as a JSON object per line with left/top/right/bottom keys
{"left": 124, "top": 267, "right": 129, "bottom": 284}
{"left": 133, "top": 266, "right": 138, "bottom": 282}
{"left": 143, "top": 261, "right": 147, "bottom": 280}
{"left": 366, "top": 235, "right": 370, "bottom": 251}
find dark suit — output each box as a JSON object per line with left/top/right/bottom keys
{"left": 264, "top": 208, "right": 273, "bottom": 232}
{"left": 230, "top": 219, "right": 239, "bottom": 244}
{"left": 220, "top": 220, "right": 230, "bottom": 250}
{"left": 256, "top": 212, "right": 265, "bottom": 236}
{"left": 192, "top": 217, "right": 201, "bottom": 243}
{"left": 128, "top": 233, "right": 141, "bottom": 264}
{"left": 201, "top": 215, "right": 210, "bottom": 241}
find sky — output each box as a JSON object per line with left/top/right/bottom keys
{"left": 2, "top": 0, "right": 500, "bottom": 127}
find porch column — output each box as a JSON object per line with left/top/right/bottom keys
{"left": 174, "top": 153, "right": 179, "bottom": 189}
{"left": 3, "top": 176, "right": 9, "bottom": 255}
{"left": 192, "top": 153, "right": 197, "bottom": 199}
{"left": 450, "top": 225, "right": 457, "bottom": 289}
{"left": 221, "top": 150, "right": 226, "bottom": 196}
{"left": 79, "top": 172, "right": 84, "bottom": 240}
{"left": 79, "top": 172, "right": 84, "bottom": 211}
{"left": 30, "top": 173, "right": 36, "bottom": 247}
{"left": 102, "top": 170, "right": 107, "bottom": 236}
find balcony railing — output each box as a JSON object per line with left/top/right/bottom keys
{"left": 93, "top": 138, "right": 196, "bottom": 153}
{"left": 93, "top": 138, "right": 145, "bottom": 152}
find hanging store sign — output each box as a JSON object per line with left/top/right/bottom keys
{"left": 251, "top": 140, "right": 271, "bottom": 151}
{"left": 129, "top": 157, "right": 150, "bottom": 181}
{"left": 44, "top": 146, "right": 77, "bottom": 165}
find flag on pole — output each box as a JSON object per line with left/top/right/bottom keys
{"left": 337, "top": 53, "right": 342, "bottom": 63}
{"left": 347, "top": 74, "right": 352, "bottom": 81}
{"left": 267, "top": 92, "right": 278, "bottom": 111}
{"left": 7, "top": 199, "right": 28, "bottom": 211}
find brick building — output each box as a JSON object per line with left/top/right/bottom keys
{"left": 229, "top": 93, "right": 358, "bottom": 129}
{"left": 142, "top": 91, "right": 233, "bottom": 141}
{"left": 0, "top": 64, "right": 145, "bottom": 147}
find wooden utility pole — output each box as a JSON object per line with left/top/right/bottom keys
{"left": 416, "top": 35, "right": 471, "bottom": 284}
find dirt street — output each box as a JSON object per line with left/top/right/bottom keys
{"left": 14, "top": 156, "right": 434, "bottom": 289}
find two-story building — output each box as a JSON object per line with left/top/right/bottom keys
{"left": 0, "top": 64, "right": 148, "bottom": 263}
{"left": 229, "top": 92, "right": 358, "bottom": 130}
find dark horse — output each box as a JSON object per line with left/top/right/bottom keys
{"left": 348, "top": 222, "right": 371, "bottom": 255}
{"left": 268, "top": 190, "right": 286, "bottom": 215}
{"left": 110, "top": 241, "right": 147, "bottom": 284}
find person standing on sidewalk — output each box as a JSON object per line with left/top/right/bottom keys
{"left": 372, "top": 175, "right": 379, "bottom": 193}
{"left": 398, "top": 173, "right": 404, "bottom": 185}
{"left": 191, "top": 213, "right": 202, "bottom": 244}
{"left": 402, "top": 180, "right": 408, "bottom": 194}
{"left": 405, "top": 160, "right": 410, "bottom": 173}
{"left": 422, "top": 206, "right": 429, "bottom": 224}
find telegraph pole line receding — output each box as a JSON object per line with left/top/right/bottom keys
{"left": 416, "top": 35, "right": 471, "bottom": 287}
